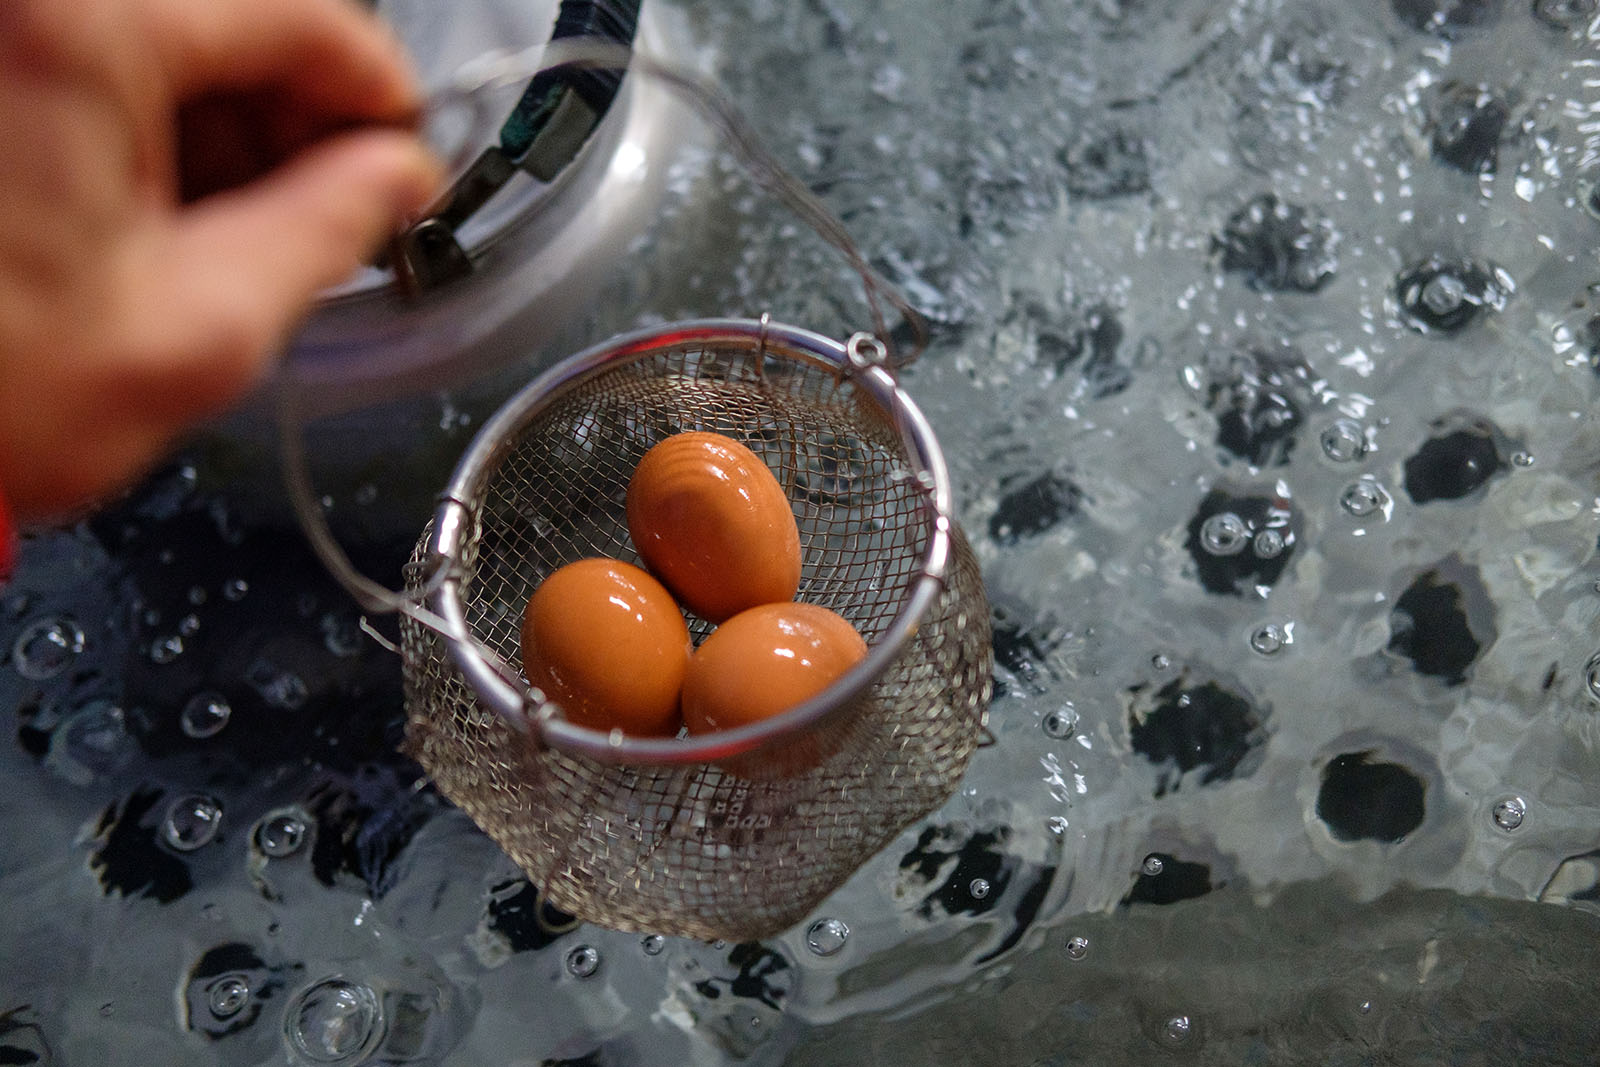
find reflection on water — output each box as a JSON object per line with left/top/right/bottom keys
{"left": 4, "top": 0, "right": 1600, "bottom": 1063}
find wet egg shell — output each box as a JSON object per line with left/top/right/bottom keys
{"left": 521, "top": 558, "right": 690, "bottom": 736}
{"left": 626, "top": 432, "right": 802, "bottom": 623}
{"left": 682, "top": 602, "right": 868, "bottom": 734}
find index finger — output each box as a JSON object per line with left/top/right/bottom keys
{"left": 142, "top": 0, "right": 423, "bottom": 124}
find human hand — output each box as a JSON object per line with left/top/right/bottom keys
{"left": 0, "top": 0, "right": 443, "bottom": 522}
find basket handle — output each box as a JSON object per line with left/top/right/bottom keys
{"left": 417, "top": 36, "right": 930, "bottom": 364}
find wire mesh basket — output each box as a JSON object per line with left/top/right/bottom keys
{"left": 396, "top": 318, "right": 991, "bottom": 940}
{"left": 271, "top": 39, "right": 994, "bottom": 940}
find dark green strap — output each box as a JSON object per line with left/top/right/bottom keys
{"left": 392, "top": 0, "right": 643, "bottom": 297}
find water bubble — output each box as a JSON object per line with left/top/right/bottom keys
{"left": 1065, "top": 935, "right": 1090, "bottom": 960}
{"left": 641, "top": 934, "right": 665, "bottom": 956}
{"left": 180, "top": 693, "right": 232, "bottom": 739}
{"left": 1141, "top": 854, "right": 1165, "bottom": 877}
{"left": 48, "top": 701, "right": 130, "bottom": 784}
{"left": 178, "top": 614, "right": 201, "bottom": 638}
{"left": 1420, "top": 272, "right": 1466, "bottom": 317}
{"left": 1510, "top": 450, "right": 1534, "bottom": 468}
{"left": 1585, "top": 651, "right": 1600, "bottom": 703}
{"left": 163, "top": 794, "right": 223, "bottom": 852}
{"left": 1151, "top": 653, "right": 1172, "bottom": 670}
{"left": 149, "top": 635, "right": 185, "bottom": 664}
{"left": 1162, "top": 1014, "right": 1194, "bottom": 1046}
{"left": 1492, "top": 796, "right": 1526, "bottom": 832}
{"left": 565, "top": 945, "right": 601, "bottom": 979}
{"left": 257, "top": 811, "right": 309, "bottom": 858}
{"left": 188, "top": 586, "right": 208, "bottom": 606}
{"left": 207, "top": 975, "right": 251, "bottom": 1019}
{"left": 3, "top": 592, "right": 31, "bottom": 620}
{"left": 222, "top": 579, "right": 249, "bottom": 602}
{"left": 1198, "top": 512, "right": 1250, "bottom": 556}
{"left": 12, "top": 617, "right": 85, "bottom": 680}
{"left": 1339, "top": 479, "right": 1390, "bottom": 518}
{"left": 1583, "top": 178, "right": 1600, "bottom": 223}
{"left": 805, "top": 917, "right": 850, "bottom": 957}
{"left": 969, "top": 878, "right": 992, "bottom": 899}
{"left": 1249, "top": 623, "right": 1289, "bottom": 655}
{"left": 1252, "top": 529, "right": 1285, "bottom": 559}
{"left": 1320, "top": 419, "right": 1367, "bottom": 462}
{"left": 1395, "top": 256, "right": 1511, "bottom": 333}
{"left": 1042, "top": 706, "right": 1079, "bottom": 739}
{"left": 285, "top": 978, "right": 383, "bottom": 1064}
{"left": 321, "top": 615, "right": 364, "bottom": 658}
{"left": 247, "top": 659, "right": 309, "bottom": 711}
{"left": 1533, "top": 0, "right": 1598, "bottom": 29}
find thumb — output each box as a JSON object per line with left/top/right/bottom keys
{"left": 154, "top": 128, "right": 442, "bottom": 411}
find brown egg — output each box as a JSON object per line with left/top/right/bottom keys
{"left": 520, "top": 558, "right": 690, "bottom": 736}
{"left": 682, "top": 602, "right": 868, "bottom": 734}
{"left": 626, "top": 431, "right": 801, "bottom": 622}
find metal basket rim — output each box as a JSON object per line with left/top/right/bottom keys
{"left": 425, "top": 316, "right": 956, "bottom": 766}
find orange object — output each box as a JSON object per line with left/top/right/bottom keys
{"left": 520, "top": 558, "right": 690, "bottom": 736}
{"left": 682, "top": 602, "right": 868, "bottom": 734}
{"left": 626, "top": 431, "right": 801, "bottom": 622}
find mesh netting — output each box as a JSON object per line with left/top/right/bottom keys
{"left": 399, "top": 329, "right": 991, "bottom": 940}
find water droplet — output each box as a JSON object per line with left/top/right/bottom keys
{"left": 641, "top": 934, "right": 665, "bottom": 956}
{"left": 1042, "top": 706, "right": 1079, "bottom": 739}
{"left": 1320, "top": 420, "right": 1366, "bottom": 462}
{"left": 1492, "top": 796, "right": 1526, "bottom": 831}
{"left": 207, "top": 975, "right": 251, "bottom": 1019}
{"left": 12, "top": 617, "right": 85, "bottom": 680}
{"left": 1585, "top": 651, "right": 1600, "bottom": 703}
{"left": 149, "top": 635, "right": 184, "bottom": 664}
{"left": 284, "top": 978, "right": 383, "bottom": 1064}
{"left": 1339, "top": 479, "right": 1390, "bottom": 518}
{"left": 1047, "top": 815, "right": 1069, "bottom": 835}
{"left": 1358, "top": 1000, "right": 1373, "bottom": 1015}
{"left": 222, "top": 579, "right": 249, "bottom": 602}
{"left": 1141, "top": 854, "right": 1165, "bottom": 877}
{"left": 1510, "top": 450, "right": 1534, "bottom": 468}
{"left": 1162, "top": 1014, "right": 1194, "bottom": 1046}
{"left": 969, "top": 878, "right": 991, "bottom": 899}
{"left": 1249, "top": 623, "right": 1288, "bottom": 656}
{"left": 805, "top": 917, "right": 850, "bottom": 957}
{"left": 180, "top": 693, "right": 232, "bottom": 739}
{"left": 1065, "top": 935, "right": 1090, "bottom": 960}
{"left": 1252, "top": 529, "right": 1285, "bottom": 559}
{"left": 163, "top": 794, "right": 223, "bottom": 852}
{"left": 1199, "top": 512, "right": 1250, "bottom": 556}
{"left": 565, "top": 945, "right": 601, "bottom": 979}
{"left": 257, "top": 811, "right": 309, "bottom": 858}
{"left": 1151, "top": 653, "right": 1172, "bottom": 670}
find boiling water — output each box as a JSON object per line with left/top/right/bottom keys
{"left": 4, "top": 0, "right": 1600, "bottom": 1063}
